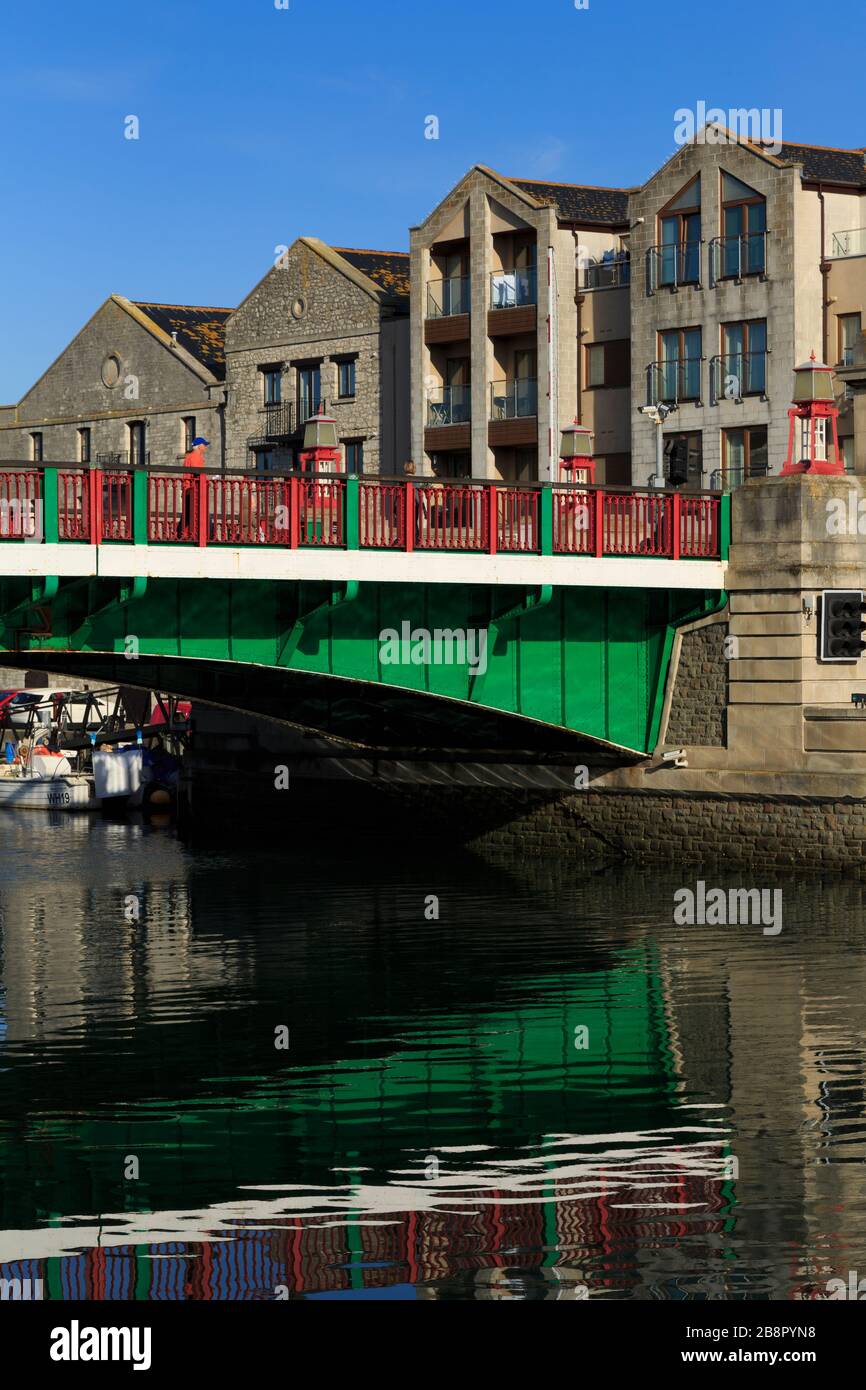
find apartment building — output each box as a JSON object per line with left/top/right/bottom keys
{"left": 224, "top": 237, "right": 410, "bottom": 475}
{"left": 410, "top": 165, "right": 633, "bottom": 483}
{"left": 630, "top": 134, "right": 866, "bottom": 488}
{"left": 0, "top": 296, "right": 230, "bottom": 467}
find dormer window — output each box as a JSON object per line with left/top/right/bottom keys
{"left": 655, "top": 175, "right": 701, "bottom": 288}
{"left": 719, "top": 172, "right": 766, "bottom": 278}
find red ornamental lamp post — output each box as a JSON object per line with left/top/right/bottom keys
{"left": 298, "top": 408, "right": 343, "bottom": 474}
{"left": 559, "top": 420, "right": 596, "bottom": 483}
{"left": 780, "top": 352, "right": 844, "bottom": 476}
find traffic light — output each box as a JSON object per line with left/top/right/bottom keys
{"left": 820, "top": 590, "right": 866, "bottom": 662}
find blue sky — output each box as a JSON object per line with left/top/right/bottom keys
{"left": 1, "top": 0, "right": 864, "bottom": 399}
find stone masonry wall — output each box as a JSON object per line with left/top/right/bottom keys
{"left": 0, "top": 298, "right": 223, "bottom": 465}
{"left": 224, "top": 241, "right": 407, "bottom": 474}
{"left": 666, "top": 620, "right": 728, "bottom": 747}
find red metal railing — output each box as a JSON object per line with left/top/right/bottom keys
{"left": 209, "top": 476, "right": 291, "bottom": 545}
{"left": 0, "top": 465, "right": 724, "bottom": 559}
{"left": 149, "top": 473, "right": 195, "bottom": 542}
{"left": 360, "top": 481, "right": 404, "bottom": 549}
{"left": 101, "top": 469, "right": 132, "bottom": 540}
{"left": 0, "top": 469, "right": 42, "bottom": 540}
{"left": 416, "top": 483, "right": 487, "bottom": 551}
{"left": 58, "top": 470, "right": 89, "bottom": 540}
{"left": 299, "top": 478, "right": 344, "bottom": 547}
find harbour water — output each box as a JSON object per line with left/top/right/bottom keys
{"left": 1, "top": 815, "right": 865, "bottom": 1301}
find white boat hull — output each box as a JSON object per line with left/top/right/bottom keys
{"left": 0, "top": 774, "right": 98, "bottom": 811}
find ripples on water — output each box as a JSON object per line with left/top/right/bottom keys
{"left": 0, "top": 815, "right": 865, "bottom": 1300}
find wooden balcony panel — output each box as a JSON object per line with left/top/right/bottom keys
{"left": 487, "top": 306, "right": 537, "bottom": 337}
{"left": 424, "top": 314, "right": 471, "bottom": 346}
{"left": 424, "top": 424, "right": 471, "bottom": 452}
{"left": 488, "top": 417, "right": 538, "bottom": 448}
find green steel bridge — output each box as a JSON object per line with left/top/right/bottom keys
{"left": 0, "top": 464, "right": 729, "bottom": 758}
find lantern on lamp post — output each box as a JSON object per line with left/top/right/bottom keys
{"left": 559, "top": 420, "right": 596, "bottom": 483}
{"left": 298, "top": 408, "right": 342, "bottom": 474}
{"left": 780, "top": 352, "right": 844, "bottom": 475}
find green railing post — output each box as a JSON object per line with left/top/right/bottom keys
{"left": 133, "top": 467, "right": 148, "bottom": 546}
{"left": 345, "top": 473, "right": 359, "bottom": 550}
{"left": 719, "top": 492, "right": 731, "bottom": 561}
{"left": 539, "top": 481, "right": 553, "bottom": 556}
{"left": 42, "top": 465, "right": 59, "bottom": 544}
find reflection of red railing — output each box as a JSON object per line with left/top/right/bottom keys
{"left": 0, "top": 466, "right": 724, "bottom": 559}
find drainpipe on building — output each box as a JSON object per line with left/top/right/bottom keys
{"left": 573, "top": 231, "right": 583, "bottom": 423}
{"left": 818, "top": 182, "right": 830, "bottom": 363}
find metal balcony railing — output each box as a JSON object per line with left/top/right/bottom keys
{"left": 426, "top": 384, "right": 471, "bottom": 427}
{"left": 646, "top": 240, "right": 701, "bottom": 293}
{"left": 489, "top": 379, "right": 538, "bottom": 420}
{"left": 829, "top": 228, "right": 866, "bottom": 260}
{"left": 646, "top": 358, "right": 702, "bottom": 406}
{"left": 708, "top": 231, "right": 767, "bottom": 285}
{"left": 709, "top": 462, "right": 769, "bottom": 492}
{"left": 427, "top": 276, "right": 470, "bottom": 318}
{"left": 709, "top": 351, "right": 768, "bottom": 404}
{"left": 490, "top": 266, "right": 537, "bottom": 310}
{"left": 95, "top": 451, "right": 150, "bottom": 467}
{"left": 580, "top": 256, "right": 630, "bottom": 290}
{"left": 246, "top": 402, "right": 298, "bottom": 450}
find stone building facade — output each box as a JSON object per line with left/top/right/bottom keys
{"left": 0, "top": 296, "right": 230, "bottom": 468}
{"left": 410, "top": 165, "right": 632, "bottom": 484}
{"left": 223, "top": 238, "right": 410, "bottom": 475}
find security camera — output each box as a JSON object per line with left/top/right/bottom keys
{"left": 661, "top": 748, "right": 688, "bottom": 768}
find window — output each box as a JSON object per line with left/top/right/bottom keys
{"left": 585, "top": 340, "right": 630, "bottom": 389}
{"left": 337, "top": 359, "right": 356, "bottom": 399}
{"left": 657, "top": 176, "right": 701, "bottom": 286}
{"left": 657, "top": 328, "right": 701, "bottom": 402}
{"left": 723, "top": 426, "right": 769, "bottom": 486}
{"left": 839, "top": 313, "right": 861, "bottom": 366}
{"left": 182, "top": 417, "right": 196, "bottom": 451}
{"left": 261, "top": 367, "right": 282, "bottom": 406}
{"left": 343, "top": 439, "right": 364, "bottom": 475}
{"left": 842, "top": 436, "right": 856, "bottom": 474}
{"left": 296, "top": 365, "right": 321, "bottom": 420}
{"left": 720, "top": 172, "right": 766, "bottom": 277}
{"left": 720, "top": 320, "right": 767, "bottom": 397}
{"left": 128, "top": 421, "right": 146, "bottom": 467}
{"left": 31, "top": 432, "right": 43, "bottom": 462}
{"left": 78, "top": 427, "right": 91, "bottom": 463}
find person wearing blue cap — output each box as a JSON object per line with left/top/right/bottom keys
{"left": 180, "top": 435, "right": 210, "bottom": 536}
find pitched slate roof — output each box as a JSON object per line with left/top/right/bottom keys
{"left": 506, "top": 178, "right": 631, "bottom": 226}
{"left": 773, "top": 142, "right": 866, "bottom": 187}
{"left": 132, "top": 302, "right": 233, "bottom": 379}
{"left": 332, "top": 248, "right": 410, "bottom": 300}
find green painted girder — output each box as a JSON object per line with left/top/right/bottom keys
{"left": 0, "top": 574, "right": 721, "bottom": 753}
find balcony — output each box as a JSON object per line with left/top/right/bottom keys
{"left": 646, "top": 358, "right": 702, "bottom": 406}
{"left": 489, "top": 378, "right": 537, "bottom": 447}
{"left": 646, "top": 241, "right": 701, "bottom": 293}
{"left": 247, "top": 401, "right": 299, "bottom": 450}
{"left": 708, "top": 232, "right": 767, "bottom": 285}
{"left": 709, "top": 462, "right": 769, "bottom": 492}
{"left": 489, "top": 379, "right": 537, "bottom": 419}
{"left": 96, "top": 451, "right": 150, "bottom": 467}
{"left": 427, "top": 384, "right": 471, "bottom": 428}
{"left": 709, "top": 352, "right": 768, "bottom": 405}
{"left": 490, "top": 266, "right": 536, "bottom": 310}
{"left": 580, "top": 255, "right": 630, "bottom": 291}
{"left": 829, "top": 228, "right": 866, "bottom": 260}
{"left": 427, "top": 276, "right": 470, "bottom": 318}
